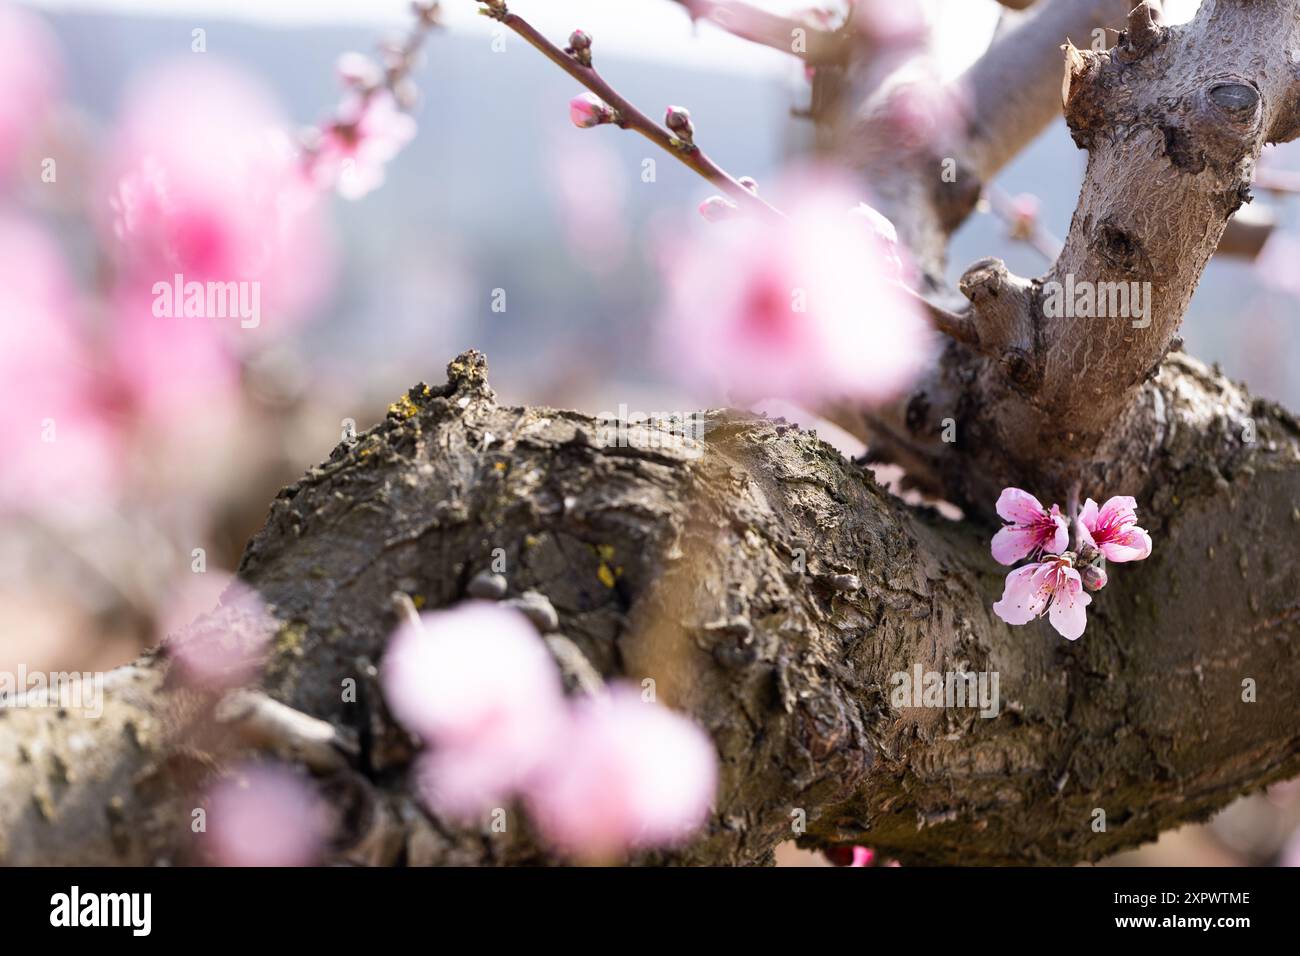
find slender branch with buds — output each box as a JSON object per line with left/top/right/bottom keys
{"left": 476, "top": 0, "right": 780, "bottom": 218}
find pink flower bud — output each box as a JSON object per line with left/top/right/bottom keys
{"left": 569, "top": 92, "right": 614, "bottom": 129}
{"left": 568, "top": 30, "right": 593, "bottom": 66}
{"left": 1081, "top": 563, "right": 1108, "bottom": 592}
{"left": 665, "top": 105, "right": 694, "bottom": 142}
{"left": 697, "top": 196, "right": 737, "bottom": 222}
{"left": 1008, "top": 193, "right": 1041, "bottom": 241}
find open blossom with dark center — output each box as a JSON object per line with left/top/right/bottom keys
{"left": 313, "top": 89, "right": 416, "bottom": 200}
{"left": 993, "top": 553, "right": 1092, "bottom": 641}
{"left": 658, "top": 174, "right": 930, "bottom": 405}
{"left": 990, "top": 487, "right": 1068, "bottom": 566}
{"left": 1077, "top": 496, "right": 1152, "bottom": 563}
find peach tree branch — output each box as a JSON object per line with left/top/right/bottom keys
{"left": 475, "top": 0, "right": 782, "bottom": 220}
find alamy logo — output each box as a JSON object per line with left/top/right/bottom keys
{"left": 50, "top": 886, "right": 151, "bottom": 936}
{"left": 151, "top": 273, "right": 261, "bottom": 328}
{"left": 0, "top": 667, "right": 103, "bottom": 718}
{"left": 594, "top": 404, "right": 706, "bottom": 459}
{"left": 890, "top": 663, "right": 1000, "bottom": 718}
{"left": 1042, "top": 274, "right": 1152, "bottom": 328}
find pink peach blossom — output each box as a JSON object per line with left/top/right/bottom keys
{"left": 312, "top": 89, "right": 416, "bottom": 200}
{"left": 993, "top": 554, "right": 1092, "bottom": 641}
{"left": 206, "top": 765, "right": 322, "bottom": 866}
{"left": 0, "top": 3, "right": 61, "bottom": 182}
{"left": 1077, "top": 496, "right": 1152, "bottom": 563}
{"left": 381, "top": 602, "right": 567, "bottom": 815}
{"left": 104, "top": 60, "right": 333, "bottom": 329}
{"left": 0, "top": 217, "right": 118, "bottom": 515}
{"left": 658, "top": 176, "right": 931, "bottom": 404}
{"left": 850, "top": 201, "right": 907, "bottom": 280}
{"left": 990, "top": 487, "right": 1068, "bottom": 566}
{"left": 527, "top": 685, "right": 716, "bottom": 860}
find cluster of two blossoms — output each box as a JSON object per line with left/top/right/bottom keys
{"left": 380, "top": 602, "right": 716, "bottom": 861}
{"left": 990, "top": 489, "right": 1153, "bottom": 640}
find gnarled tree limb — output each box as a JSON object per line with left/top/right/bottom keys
{"left": 1, "top": 352, "right": 1296, "bottom": 866}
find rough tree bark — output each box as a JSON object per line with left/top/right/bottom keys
{"left": 1, "top": 0, "right": 1297, "bottom": 866}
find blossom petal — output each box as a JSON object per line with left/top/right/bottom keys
{"left": 993, "top": 563, "right": 1048, "bottom": 625}
{"left": 1077, "top": 497, "right": 1099, "bottom": 533}
{"left": 1045, "top": 506, "right": 1069, "bottom": 555}
{"left": 995, "top": 487, "right": 1045, "bottom": 525}
{"left": 991, "top": 525, "right": 1039, "bottom": 565}
{"left": 1047, "top": 568, "right": 1091, "bottom": 641}
{"left": 1097, "top": 495, "right": 1138, "bottom": 529}
{"left": 1099, "top": 526, "right": 1152, "bottom": 563}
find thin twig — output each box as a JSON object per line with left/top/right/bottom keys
{"left": 906, "top": 287, "right": 979, "bottom": 347}
{"left": 666, "top": 0, "right": 852, "bottom": 65}
{"left": 478, "top": 1, "right": 781, "bottom": 220}
{"left": 985, "top": 185, "right": 1063, "bottom": 263}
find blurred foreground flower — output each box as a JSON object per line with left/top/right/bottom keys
{"left": 658, "top": 177, "right": 930, "bottom": 404}
{"left": 104, "top": 60, "right": 334, "bottom": 331}
{"left": 163, "top": 577, "right": 277, "bottom": 689}
{"left": 527, "top": 685, "right": 717, "bottom": 860}
{"left": 381, "top": 602, "right": 718, "bottom": 858}
{"left": 382, "top": 602, "right": 567, "bottom": 815}
{"left": 0, "top": 2, "right": 61, "bottom": 182}
{"left": 0, "top": 217, "right": 119, "bottom": 514}
{"left": 206, "top": 765, "right": 322, "bottom": 866}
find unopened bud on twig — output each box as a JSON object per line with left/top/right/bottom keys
{"left": 665, "top": 105, "right": 695, "bottom": 146}
{"left": 738, "top": 176, "right": 759, "bottom": 193}
{"left": 1081, "top": 564, "right": 1107, "bottom": 592}
{"left": 568, "top": 30, "right": 593, "bottom": 67}
{"left": 698, "top": 196, "right": 738, "bottom": 222}
{"left": 569, "top": 92, "right": 616, "bottom": 129}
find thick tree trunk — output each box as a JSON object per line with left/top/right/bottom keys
{"left": 2, "top": 351, "right": 1296, "bottom": 866}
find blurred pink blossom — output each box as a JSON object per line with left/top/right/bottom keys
{"left": 311, "top": 89, "right": 416, "bottom": 201}
{"left": 527, "top": 685, "right": 717, "bottom": 860}
{"left": 0, "top": 216, "right": 119, "bottom": 514}
{"left": 876, "top": 64, "right": 969, "bottom": 152}
{"left": 658, "top": 175, "right": 931, "bottom": 404}
{"left": 104, "top": 60, "right": 334, "bottom": 331}
{"left": 853, "top": 0, "right": 929, "bottom": 46}
{"left": 1255, "top": 231, "right": 1300, "bottom": 300}
{"left": 0, "top": 3, "right": 61, "bottom": 182}
{"left": 546, "top": 135, "right": 628, "bottom": 273}
{"left": 381, "top": 602, "right": 567, "bottom": 815}
{"left": 206, "top": 765, "right": 322, "bottom": 866}
{"left": 164, "top": 576, "right": 276, "bottom": 689}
